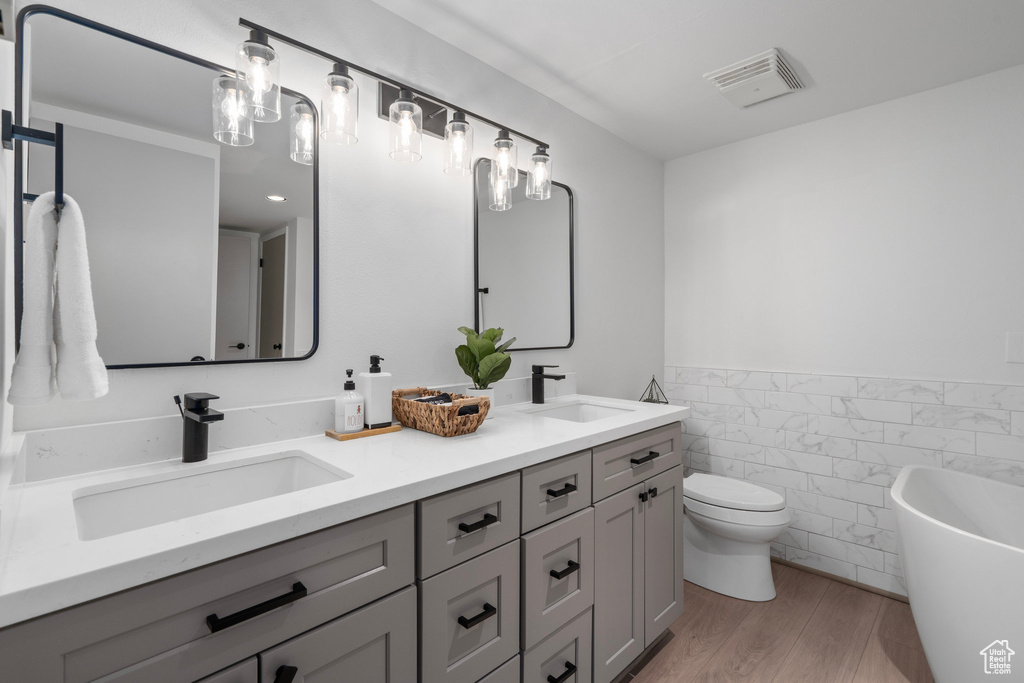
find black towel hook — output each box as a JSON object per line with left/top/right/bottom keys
{"left": 2, "top": 109, "right": 64, "bottom": 221}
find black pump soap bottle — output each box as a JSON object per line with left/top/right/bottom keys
{"left": 358, "top": 355, "right": 392, "bottom": 429}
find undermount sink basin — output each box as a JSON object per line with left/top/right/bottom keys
{"left": 527, "top": 400, "right": 635, "bottom": 423}
{"left": 72, "top": 451, "right": 351, "bottom": 541}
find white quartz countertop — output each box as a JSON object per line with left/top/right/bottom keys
{"left": 0, "top": 395, "right": 686, "bottom": 628}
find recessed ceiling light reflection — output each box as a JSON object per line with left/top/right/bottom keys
{"left": 265, "top": 195, "right": 288, "bottom": 202}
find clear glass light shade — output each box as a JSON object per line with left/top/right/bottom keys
{"left": 236, "top": 37, "right": 281, "bottom": 122}
{"left": 389, "top": 91, "right": 422, "bottom": 163}
{"left": 443, "top": 113, "right": 473, "bottom": 176}
{"left": 488, "top": 168, "right": 512, "bottom": 211}
{"left": 492, "top": 132, "right": 518, "bottom": 188}
{"left": 290, "top": 102, "right": 316, "bottom": 166}
{"left": 212, "top": 75, "right": 254, "bottom": 147}
{"left": 321, "top": 69, "right": 358, "bottom": 144}
{"left": 526, "top": 147, "right": 552, "bottom": 200}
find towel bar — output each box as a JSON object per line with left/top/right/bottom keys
{"left": 2, "top": 109, "right": 64, "bottom": 219}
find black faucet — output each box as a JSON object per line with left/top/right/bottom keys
{"left": 532, "top": 365, "right": 566, "bottom": 404}
{"left": 174, "top": 393, "right": 225, "bottom": 463}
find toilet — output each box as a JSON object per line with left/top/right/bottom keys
{"left": 683, "top": 473, "right": 791, "bottom": 602}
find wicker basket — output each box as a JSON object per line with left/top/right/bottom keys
{"left": 391, "top": 387, "right": 490, "bottom": 437}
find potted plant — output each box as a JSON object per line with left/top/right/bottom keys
{"left": 456, "top": 326, "right": 515, "bottom": 419}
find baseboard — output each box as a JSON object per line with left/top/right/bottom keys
{"left": 770, "top": 557, "right": 909, "bottom": 603}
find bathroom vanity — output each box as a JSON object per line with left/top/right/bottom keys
{"left": 0, "top": 396, "right": 687, "bottom": 682}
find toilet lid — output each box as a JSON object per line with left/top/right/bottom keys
{"left": 684, "top": 473, "right": 786, "bottom": 512}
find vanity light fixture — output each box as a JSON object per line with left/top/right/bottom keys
{"left": 526, "top": 145, "right": 551, "bottom": 200}
{"left": 265, "top": 195, "right": 288, "bottom": 202}
{"left": 290, "top": 102, "right": 316, "bottom": 165}
{"left": 236, "top": 30, "right": 281, "bottom": 123}
{"left": 321, "top": 63, "right": 357, "bottom": 145}
{"left": 443, "top": 112, "right": 473, "bottom": 176}
{"left": 389, "top": 89, "right": 422, "bottom": 163}
{"left": 491, "top": 129, "right": 518, "bottom": 188}
{"left": 211, "top": 74, "right": 254, "bottom": 147}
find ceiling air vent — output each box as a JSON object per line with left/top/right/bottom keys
{"left": 704, "top": 48, "right": 802, "bottom": 108}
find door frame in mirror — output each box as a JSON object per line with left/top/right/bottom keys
{"left": 472, "top": 158, "right": 575, "bottom": 351}
{"left": 12, "top": 4, "right": 320, "bottom": 369}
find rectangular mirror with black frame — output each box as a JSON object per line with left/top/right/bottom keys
{"left": 14, "top": 7, "right": 318, "bottom": 368}
{"left": 474, "top": 159, "right": 574, "bottom": 350}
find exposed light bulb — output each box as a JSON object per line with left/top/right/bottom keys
{"left": 526, "top": 146, "right": 552, "bottom": 200}
{"left": 212, "top": 74, "right": 253, "bottom": 146}
{"left": 388, "top": 89, "right": 422, "bottom": 163}
{"left": 321, "top": 64, "right": 358, "bottom": 145}
{"left": 290, "top": 102, "right": 315, "bottom": 165}
{"left": 443, "top": 111, "right": 473, "bottom": 176}
{"left": 236, "top": 31, "right": 281, "bottom": 123}
{"left": 492, "top": 130, "right": 518, "bottom": 188}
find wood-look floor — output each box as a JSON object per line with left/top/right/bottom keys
{"left": 626, "top": 563, "right": 934, "bottom": 683}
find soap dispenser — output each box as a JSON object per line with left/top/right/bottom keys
{"left": 358, "top": 355, "right": 393, "bottom": 429}
{"left": 335, "top": 369, "right": 364, "bottom": 434}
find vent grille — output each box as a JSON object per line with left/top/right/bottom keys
{"left": 705, "top": 49, "right": 803, "bottom": 108}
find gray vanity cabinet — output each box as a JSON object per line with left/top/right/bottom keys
{"left": 258, "top": 585, "right": 417, "bottom": 682}
{"left": 592, "top": 464, "right": 684, "bottom": 683}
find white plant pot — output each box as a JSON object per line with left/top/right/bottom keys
{"left": 464, "top": 387, "right": 495, "bottom": 420}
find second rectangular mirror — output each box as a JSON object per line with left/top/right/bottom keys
{"left": 474, "top": 159, "right": 574, "bottom": 350}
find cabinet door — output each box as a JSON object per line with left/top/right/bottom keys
{"left": 258, "top": 586, "right": 416, "bottom": 683}
{"left": 195, "top": 658, "right": 257, "bottom": 683}
{"left": 643, "top": 466, "right": 685, "bottom": 647}
{"left": 593, "top": 483, "right": 646, "bottom": 683}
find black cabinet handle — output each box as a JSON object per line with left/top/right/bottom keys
{"left": 649, "top": 487, "right": 658, "bottom": 498}
{"left": 229, "top": 342, "right": 246, "bottom": 350}
{"left": 459, "top": 512, "right": 498, "bottom": 534}
{"left": 274, "top": 666, "right": 298, "bottom": 683}
{"left": 639, "top": 491, "right": 649, "bottom": 503}
{"left": 631, "top": 450, "right": 660, "bottom": 466}
{"left": 457, "top": 602, "right": 497, "bottom": 629}
{"left": 546, "top": 482, "right": 578, "bottom": 499}
{"left": 206, "top": 582, "right": 307, "bottom": 633}
{"left": 548, "top": 661, "right": 577, "bottom": 683}
{"left": 549, "top": 560, "right": 580, "bottom": 581}
{"left": 273, "top": 343, "right": 282, "bottom": 350}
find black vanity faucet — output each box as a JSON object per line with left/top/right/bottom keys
{"left": 532, "top": 365, "right": 566, "bottom": 404}
{"left": 174, "top": 393, "right": 225, "bottom": 463}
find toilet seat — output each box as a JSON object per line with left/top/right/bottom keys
{"left": 683, "top": 496, "right": 791, "bottom": 527}
{"left": 685, "top": 473, "right": 785, "bottom": 511}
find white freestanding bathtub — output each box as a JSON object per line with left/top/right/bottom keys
{"left": 892, "top": 465, "right": 1024, "bottom": 682}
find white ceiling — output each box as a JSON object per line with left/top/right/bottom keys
{"left": 370, "top": 0, "right": 1024, "bottom": 160}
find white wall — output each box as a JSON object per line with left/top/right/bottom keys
{"left": 666, "top": 64, "right": 1024, "bottom": 384}
{"left": 664, "top": 64, "right": 1024, "bottom": 595}
{"left": 11, "top": 0, "right": 665, "bottom": 430}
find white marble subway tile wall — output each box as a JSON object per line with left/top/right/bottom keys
{"left": 666, "top": 366, "right": 1024, "bottom": 596}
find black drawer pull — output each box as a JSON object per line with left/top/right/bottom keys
{"left": 546, "top": 482, "right": 578, "bottom": 499}
{"left": 649, "top": 487, "right": 658, "bottom": 498}
{"left": 639, "top": 491, "right": 649, "bottom": 503}
{"left": 274, "top": 665, "right": 298, "bottom": 683}
{"left": 205, "top": 581, "right": 307, "bottom": 633}
{"left": 458, "top": 602, "right": 497, "bottom": 629}
{"left": 630, "top": 450, "right": 660, "bottom": 466}
{"left": 458, "top": 512, "right": 498, "bottom": 534}
{"left": 548, "top": 661, "right": 577, "bottom": 683}
{"left": 549, "top": 560, "right": 580, "bottom": 581}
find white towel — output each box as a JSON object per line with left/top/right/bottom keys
{"left": 8, "top": 192, "right": 108, "bottom": 405}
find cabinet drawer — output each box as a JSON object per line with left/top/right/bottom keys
{"left": 259, "top": 585, "right": 416, "bottom": 683}
{"left": 6, "top": 505, "right": 415, "bottom": 683}
{"left": 521, "top": 450, "right": 592, "bottom": 533}
{"left": 478, "top": 655, "right": 520, "bottom": 683}
{"left": 195, "top": 658, "right": 257, "bottom": 683}
{"left": 593, "top": 423, "right": 682, "bottom": 501}
{"left": 521, "top": 508, "right": 595, "bottom": 649}
{"left": 522, "top": 607, "right": 593, "bottom": 683}
{"left": 420, "top": 541, "right": 520, "bottom": 683}
{"left": 419, "top": 472, "right": 521, "bottom": 578}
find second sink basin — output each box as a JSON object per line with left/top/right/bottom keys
{"left": 527, "top": 400, "right": 635, "bottom": 423}
{"left": 72, "top": 451, "right": 351, "bottom": 540}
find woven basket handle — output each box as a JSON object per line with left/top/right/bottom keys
{"left": 452, "top": 396, "right": 487, "bottom": 408}
{"left": 393, "top": 387, "right": 429, "bottom": 398}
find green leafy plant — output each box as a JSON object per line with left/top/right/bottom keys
{"left": 456, "top": 327, "right": 516, "bottom": 390}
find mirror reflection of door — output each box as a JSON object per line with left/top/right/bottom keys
{"left": 216, "top": 230, "right": 258, "bottom": 360}
{"left": 259, "top": 233, "right": 286, "bottom": 359}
